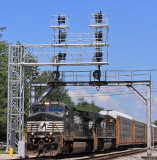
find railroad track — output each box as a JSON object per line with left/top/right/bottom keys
{"left": 76, "top": 148, "right": 147, "bottom": 160}
{"left": 19, "top": 148, "right": 147, "bottom": 160}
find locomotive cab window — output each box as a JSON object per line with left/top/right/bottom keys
{"left": 101, "top": 122, "right": 106, "bottom": 128}
{"left": 48, "top": 106, "right": 63, "bottom": 112}
{"left": 31, "top": 102, "right": 64, "bottom": 114}
{"left": 32, "top": 105, "right": 46, "bottom": 113}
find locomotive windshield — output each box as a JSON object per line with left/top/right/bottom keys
{"left": 32, "top": 103, "right": 64, "bottom": 113}
{"left": 48, "top": 106, "right": 63, "bottom": 112}
{"left": 33, "top": 106, "right": 46, "bottom": 112}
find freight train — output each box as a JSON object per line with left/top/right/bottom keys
{"left": 26, "top": 102, "right": 157, "bottom": 157}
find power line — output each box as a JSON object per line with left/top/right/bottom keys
{"left": 68, "top": 89, "right": 157, "bottom": 95}
{"left": 68, "top": 91, "right": 157, "bottom": 98}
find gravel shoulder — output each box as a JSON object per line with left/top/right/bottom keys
{"left": 0, "top": 154, "right": 18, "bottom": 160}
{"left": 1, "top": 150, "right": 157, "bottom": 160}
{"left": 114, "top": 150, "right": 157, "bottom": 160}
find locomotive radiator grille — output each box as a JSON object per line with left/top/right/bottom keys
{"left": 47, "top": 121, "right": 64, "bottom": 132}
{"left": 27, "top": 121, "right": 64, "bottom": 133}
{"left": 27, "top": 122, "right": 40, "bottom": 132}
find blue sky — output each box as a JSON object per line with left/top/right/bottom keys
{"left": 1, "top": 0, "right": 157, "bottom": 121}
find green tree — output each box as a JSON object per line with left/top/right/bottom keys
{"left": 0, "top": 41, "right": 8, "bottom": 109}
{"left": 154, "top": 120, "right": 157, "bottom": 126}
{"left": 33, "top": 71, "right": 74, "bottom": 106}
{"left": 75, "top": 98, "right": 104, "bottom": 112}
{"left": 0, "top": 40, "right": 8, "bottom": 141}
{"left": 24, "top": 53, "right": 40, "bottom": 121}
{"left": 0, "top": 27, "right": 6, "bottom": 38}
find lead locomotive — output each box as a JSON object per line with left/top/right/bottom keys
{"left": 26, "top": 102, "right": 115, "bottom": 157}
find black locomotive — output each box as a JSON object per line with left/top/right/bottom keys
{"left": 26, "top": 102, "right": 115, "bottom": 156}
{"left": 26, "top": 102, "right": 157, "bottom": 157}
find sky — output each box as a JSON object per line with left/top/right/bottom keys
{"left": 1, "top": 0, "right": 157, "bottom": 122}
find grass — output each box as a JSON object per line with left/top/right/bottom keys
{"left": 0, "top": 150, "right": 5, "bottom": 154}
{"left": 0, "top": 149, "right": 18, "bottom": 154}
{"left": 13, "top": 149, "right": 18, "bottom": 154}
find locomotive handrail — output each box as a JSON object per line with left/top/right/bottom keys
{"left": 52, "top": 123, "right": 64, "bottom": 154}
{"left": 54, "top": 123, "right": 64, "bottom": 152}
{"left": 25, "top": 125, "right": 32, "bottom": 146}
{"left": 92, "top": 128, "right": 98, "bottom": 152}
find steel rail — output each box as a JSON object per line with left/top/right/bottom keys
{"left": 77, "top": 148, "right": 147, "bottom": 160}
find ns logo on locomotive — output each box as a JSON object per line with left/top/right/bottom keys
{"left": 26, "top": 102, "right": 157, "bottom": 157}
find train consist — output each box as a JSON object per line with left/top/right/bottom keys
{"left": 26, "top": 102, "right": 157, "bottom": 157}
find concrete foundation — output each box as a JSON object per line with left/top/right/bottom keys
{"left": 18, "top": 141, "right": 25, "bottom": 157}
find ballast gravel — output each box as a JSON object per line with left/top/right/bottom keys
{"left": 114, "top": 151, "right": 157, "bottom": 160}
{"left": 0, "top": 154, "right": 18, "bottom": 160}
{"left": 1, "top": 150, "right": 157, "bottom": 160}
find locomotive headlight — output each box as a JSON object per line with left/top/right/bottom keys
{"left": 31, "top": 132, "right": 34, "bottom": 135}
{"left": 45, "top": 102, "right": 50, "bottom": 105}
{"left": 50, "top": 132, "right": 52, "bottom": 135}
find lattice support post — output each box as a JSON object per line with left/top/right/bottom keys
{"left": 127, "top": 84, "right": 152, "bottom": 157}
{"left": 6, "top": 45, "right": 25, "bottom": 152}
{"left": 146, "top": 84, "right": 152, "bottom": 156}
